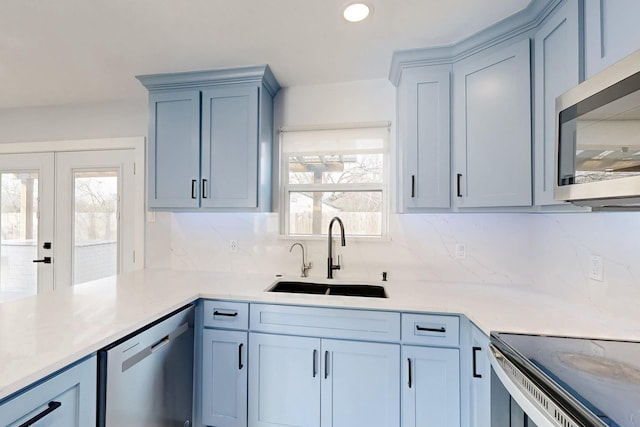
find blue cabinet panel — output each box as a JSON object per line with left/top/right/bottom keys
{"left": 202, "top": 329, "right": 247, "bottom": 427}
{"left": 453, "top": 38, "right": 532, "bottom": 207}
{"left": 202, "top": 85, "right": 259, "bottom": 208}
{"left": 248, "top": 333, "right": 321, "bottom": 427}
{"left": 585, "top": 0, "right": 640, "bottom": 78}
{"left": 321, "top": 339, "right": 400, "bottom": 427}
{"left": 534, "top": 0, "right": 582, "bottom": 206}
{"left": 402, "top": 345, "right": 460, "bottom": 427}
{"left": 148, "top": 90, "right": 201, "bottom": 209}
{"left": 469, "top": 325, "right": 491, "bottom": 427}
{"left": 398, "top": 66, "right": 451, "bottom": 211}
{"left": 0, "top": 356, "right": 96, "bottom": 427}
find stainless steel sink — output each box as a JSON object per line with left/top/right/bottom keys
{"left": 268, "top": 281, "right": 387, "bottom": 298}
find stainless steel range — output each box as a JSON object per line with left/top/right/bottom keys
{"left": 490, "top": 332, "right": 640, "bottom": 427}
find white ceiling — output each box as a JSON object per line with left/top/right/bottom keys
{"left": 0, "top": 0, "right": 530, "bottom": 109}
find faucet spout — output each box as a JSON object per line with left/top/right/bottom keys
{"left": 327, "top": 216, "right": 346, "bottom": 279}
{"left": 290, "top": 242, "right": 311, "bottom": 277}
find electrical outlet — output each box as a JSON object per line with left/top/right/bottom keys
{"left": 589, "top": 255, "right": 604, "bottom": 281}
{"left": 455, "top": 243, "right": 466, "bottom": 260}
{"left": 230, "top": 240, "right": 238, "bottom": 253}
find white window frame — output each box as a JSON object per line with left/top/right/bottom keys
{"left": 279, "top": 122, "right": 390, "bottom": 240}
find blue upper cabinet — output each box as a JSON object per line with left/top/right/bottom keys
{"left": 201, "top": 86, "right": 259, "bottom": 209}
{"left": 453, "top": 38, "right": 532, "bottom": 208}
{"left": 584, "top": 0, "right": 640, "bottom": 79}
{"left": 137, "top": 66, "right": 280, "bottom": 211}
{"left": 534, "top": 0, "right": 583, "bottom": 206}
{"left": 396, "top": 66, "right": 451, "bottom": 211}
{"left": 148, "top": 90, "right": 201, "bottom": 209}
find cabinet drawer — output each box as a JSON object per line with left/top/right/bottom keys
{"left": 250, "top": 304, "right": 400, "bottom": 341}
{"left": 401, "top": 313, "right": 459, "bottom": 347}
{"left": 0, "top": 355, "right": 97, "bottom": 427}
{"left": 203, "top": 300, "right": 249, "bottom": 330}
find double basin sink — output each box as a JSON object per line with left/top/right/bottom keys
{"left": 268, "top": 280, "right": 387, "bottom": 298}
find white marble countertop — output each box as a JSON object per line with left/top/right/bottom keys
{"left": 0, "top": 268, "right": 635, "bottom": 401}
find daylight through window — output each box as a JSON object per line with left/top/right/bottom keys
{"left": 281, "top": 124, "right": 389, "bottom": 238}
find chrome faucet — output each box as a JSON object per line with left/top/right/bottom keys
{"left": 289, "top": 242, "right": 311, "bottom": 277}
{"left": 327, "top": 216, "right": 346, "bottom": 279}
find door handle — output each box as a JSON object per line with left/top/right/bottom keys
{"left": 313, "top": 349, "right": 318, "bottom": 377}
{"left": 202, "top": 179, "right": 208, "bottom": 199}
{"left": 238, "top": 343, "right": 244, "bottom": 370}
{"left": 456, "top": 173, "right": 462, "bottom": 197}
{"left": 472, "top": 346, "right": 482, "bottom": 378}
{"left": 213, "top": 310, "right": 238, "bottom": 317}
{"left": 191, "top": 179, "right": 197, "bottom": 199}
{"left": 324, "top": 351, "right": 329, "bottom": 379}
{"left": 408, "top": 358, "right": 412, "bottom": 388}
{"left": 18, "top": 401, "right": 62, "bottom": 427}
{"left": 411, "top": 175, "right": 416, "bottom": 198}
{"left": 33, "top": 257, "right": 52, "bottom": 264}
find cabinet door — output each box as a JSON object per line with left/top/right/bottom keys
{"left": 534, "top": 0, "right": 582, "bottom": 206}
{"left": 202, "top": 329, "right": 247, "bottom": 427}
{"left": 321, "top": 339, "right": 400, "bottom": 427}
{"left": 469, "top": 326, "right": 491, "bottom": 427}
{"left": 398, "top": 66, "right": 451, "bottom": 210}
{"left": 585, "top": 0, "right": 640, "bottom": 78}
{"left": 402, "top": 345, "right": 460, "bottom": 427}
{"left": 148, "top": 89, "right": 201, "bottom": 209}
{"left": 453, "top": 38, "right": 532, "bottom": 207}
{"left": 201, "top": 85, "right": 259, "bottom": 209}
{"left": 0, "top": 356, "right": 96, "bottom": 427}
{"left": 248, "top": 333, "right": 321, "bottom": 427}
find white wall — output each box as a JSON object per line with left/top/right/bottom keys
{"left": 0, "top": 98, "right": 147, "bottom": 143}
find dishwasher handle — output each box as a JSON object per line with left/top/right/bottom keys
{"left": 121, "top": 322, "right": 189, "bottom": 372}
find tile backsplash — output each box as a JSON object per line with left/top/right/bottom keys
{"left": 146, "top": 211, "right": 640, "bottom": 317}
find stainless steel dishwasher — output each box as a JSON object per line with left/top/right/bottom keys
{"left": 97, "top": 304, "right": 194, "bottom": 427}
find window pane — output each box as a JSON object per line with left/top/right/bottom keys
{"left": 288, "top": 154, "right": 383, "bottom": 185}
{"left": 0, "top": 172, "right": 38, "bottom": 302}
{"left": 73, "top": 171, "right": 118, "bottom": 285}
{"left": 289, "top": 191, "right": 382, "bottom": 236}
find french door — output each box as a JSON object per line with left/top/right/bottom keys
{"left": 0, "top": 149, "right": 137, "bottom": 302}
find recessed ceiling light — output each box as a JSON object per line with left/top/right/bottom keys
{"left": 343, "top": 3, "right": 372, "bottom": 23}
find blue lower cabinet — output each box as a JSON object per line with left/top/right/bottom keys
{"left": 248, "top": 333, "right": 321, "bottom": 427}
{"left": 201, "top": 329, "right": 248, "bottom": 427}
{"left": 0, "top": 355, "right": 96, "bottom": 427}
{"left": 321, "top": 339, "right": 400, "bottom": 427}
{"left": 248, "top": 332, "right": 401, "bottom": 427}
{"left": 402, "top": 345, "right": 460, "bottom": 427}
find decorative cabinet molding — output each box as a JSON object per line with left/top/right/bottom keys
{"left": 137, "top": 65, "right": 280, "bottom": 211}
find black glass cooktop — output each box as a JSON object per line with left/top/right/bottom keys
{"left": 491, "top": 332, "right": 640, "bottom": 427}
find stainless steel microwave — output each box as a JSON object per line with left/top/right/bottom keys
{"left": 555, "top": 49, "right": 640, "bottom": 207}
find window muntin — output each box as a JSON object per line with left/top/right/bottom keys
{"left": 281, "top": 125, "right": 389, "bottom": 238}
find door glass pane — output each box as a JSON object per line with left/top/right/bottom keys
{"left": 0, "top": 172, "right": 38, "bottom": 302}
{"left": 73, "top": 170, "right": 118, "bottom": 285}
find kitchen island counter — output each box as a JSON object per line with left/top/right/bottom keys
{"left": 0, "top": 268, "right": 632, "bottom": 401}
